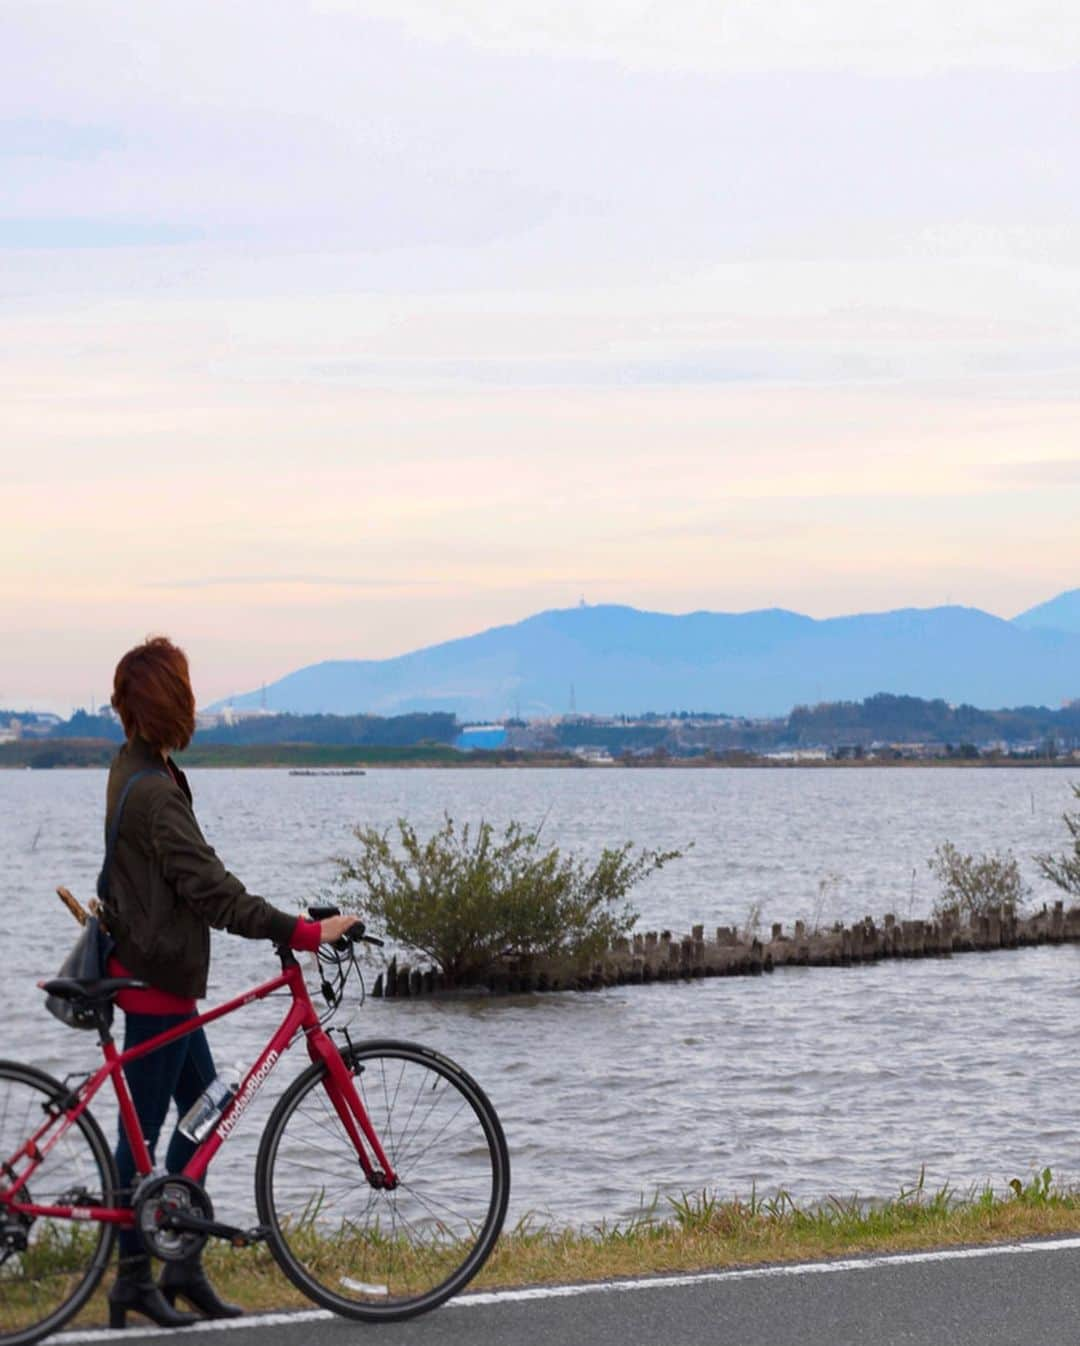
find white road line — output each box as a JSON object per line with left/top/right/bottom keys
{"left": 54, "top": 1310, "right": 334, "bottom": 1343}
{"left": 53, "top": 1235, "right": 1080, "bottom": 1342}
{"left": 455, "top": 1234, "right": 1080, "bottom": 1304}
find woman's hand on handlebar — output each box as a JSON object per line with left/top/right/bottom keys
{"left": 318, "top": 914, "right": 362, "bottom": 945}
{"left": 306, "top": 904, "right": 382, "bottom": 947}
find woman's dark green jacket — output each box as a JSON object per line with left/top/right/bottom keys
{"left": 102, "top": 734, "right": 296, "bottom": 998}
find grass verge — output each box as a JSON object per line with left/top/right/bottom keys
{"left": 60, "top": 1169, "right": 1080, "bottom": 1327}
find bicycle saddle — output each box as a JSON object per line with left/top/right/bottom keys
{"left": 39, "top": 977, "right": 149, "bottom": 1004}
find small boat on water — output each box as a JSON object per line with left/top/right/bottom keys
{"left": 288, "top": 768, "right": 366, "bottom": 777}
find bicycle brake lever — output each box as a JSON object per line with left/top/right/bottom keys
{"left": 331, "top": 926, "right": 375, "bottom": 953}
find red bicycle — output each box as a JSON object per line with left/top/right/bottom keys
{"left": 0, "top": 909, "right": 510, "bottom": 1345}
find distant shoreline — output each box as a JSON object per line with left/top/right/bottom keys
{"left": 0, "top": 739, "right": 1075, "bottom": 770}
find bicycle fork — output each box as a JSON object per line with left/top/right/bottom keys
{"left": 306, "top": 1029, "right": 399, "bottom": 1191}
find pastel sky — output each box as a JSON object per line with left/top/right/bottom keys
{"left": 3, "top": 1, "right": 1079, "bottom": 710}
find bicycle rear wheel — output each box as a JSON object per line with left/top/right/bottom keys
{"left": 0, "top": 1061, "right": 117, "bottom": 1346}
{"left": 255, "top": 1039, "right": 509, "bottom": 1322}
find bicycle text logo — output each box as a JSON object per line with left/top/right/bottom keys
{"left": 215, "top": 1050, "right": 280, "bottom": 1142}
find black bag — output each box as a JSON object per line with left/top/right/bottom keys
{"left": 45, "top": 916, "right": 115, "bottom": 1029}
{"left": 46, "top": 767, "right": 167, "bottom": 1030}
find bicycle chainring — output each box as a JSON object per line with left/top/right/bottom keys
{"left": 134, "top": 1174, "right": 213, "bottom": 1262}
{"left": 0, "top": 1170, "right": 32, "bottom": 1265}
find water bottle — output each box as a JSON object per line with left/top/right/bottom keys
{"left": 178, "top": 1063, "right": 244, "bottom": 1143}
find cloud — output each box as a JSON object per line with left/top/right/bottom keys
{"left": 0, "top": 118, "right": 123, "bottom": 160}
{"left": 307, "top": 356, "right": 772, "bottom": 387}
{"left": 143, "top": 574, "right": 437, "bottom": 591}
{"left": 989, "top": 459, "right": 1080, "bottom": 486}
{"left": 316, "top": 0, "right": 1080, "bottom": 74}
{"left": 4, "top": 4, "right": 1078, "bottom": 270}
{"left": 4, "top": 0, "right": 1079, "bottom": 701}
{"left": 0, "top": 219, "right": 199, "bottom": 248}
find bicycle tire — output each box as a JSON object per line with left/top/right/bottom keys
{"left": 0, "top": 1060, "right": 118, "bottom": 1346}
{"left": 255, "top": 1038, "right": 509, "bottom": 1322}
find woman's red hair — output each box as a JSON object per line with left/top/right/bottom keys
{"left": 112, "top": 636, "right": 196, "bottom": 751}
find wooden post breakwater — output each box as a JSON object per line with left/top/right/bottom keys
{"left": 371, "top": 900, "right": 1078, "bottom": 999}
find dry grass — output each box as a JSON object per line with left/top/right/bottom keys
{"left": 54, "top": 1169, "right": 1080, "bottom": 1328}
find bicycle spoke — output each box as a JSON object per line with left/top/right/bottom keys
{"left": 0, "top": 1065, "right": 114, "bottom": 1343}
{"left": 279, "top": 1122, "right": 349, "bottom": 1162}
{"left": 394, "top": 1095, "right": 470, "bottom": 1174}
{"left": 311, "top": 1088, "right": 352, "bottom": 1144}
{"left": 397, "top": 1179, "right": 486, "bottom": 1229}
{"left": 389, "top": 1080, "right": 458, "bottom": 1169}
{"left": 399, "top": 1114, "right": 494, "bottom": 1171}
{"left": 258, "top": 1044, "right": 507, "bottom": 1320}
{"left": 364, "top": 1056, "right": 406, "bottom": 1165}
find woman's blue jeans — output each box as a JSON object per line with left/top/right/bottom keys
{"left": 114, "top": 1011, "right": 216, "bottom": 1258}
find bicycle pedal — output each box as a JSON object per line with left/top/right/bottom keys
{"left": 233, "top": 1225, "right": 271, "bottom": 1248}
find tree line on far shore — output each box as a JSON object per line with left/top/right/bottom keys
{"left": 45, "top": 708, "right": 460, "bottom": 748}
{"left": 6, "top": 690, "right": 1080, "bottom": 756}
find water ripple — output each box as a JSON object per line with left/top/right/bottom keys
{"left": 4, "top": 766, "right": 1079, "bottom": 1230}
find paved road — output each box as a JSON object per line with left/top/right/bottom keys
{"left": 56, "top": 1236, "right": 1080, "bottom": 1346}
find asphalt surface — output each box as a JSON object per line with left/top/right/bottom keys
{"left": 55, "top": 1237, "right": 1080, "bottom": 1346}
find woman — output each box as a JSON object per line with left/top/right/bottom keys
{"left": 103, "top": 636, "right": 357, "bottom": 1329}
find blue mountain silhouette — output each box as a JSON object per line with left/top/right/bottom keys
{"left": 1014, "top": 588, "right": 1080, "bottom": 635}
{"left": 213, "top": 596, "right": 1080, "bottom": 718}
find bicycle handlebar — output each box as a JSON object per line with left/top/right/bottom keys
{"left": 307, "top": 904, "right": 384, "bottom": 949}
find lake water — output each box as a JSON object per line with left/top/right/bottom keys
{"left": 3, "top": 766, "right": 1079, "bottom": 1230}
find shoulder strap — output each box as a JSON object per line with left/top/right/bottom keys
{"left": 97, "top": 767, "right": 170, "bottom": 903}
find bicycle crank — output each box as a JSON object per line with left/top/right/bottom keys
{"left": 133, "top": 1173, "right": 213, "bottom": 1262}
{"left": 160, "top": 1209, "right": 272, "bottom": 1249}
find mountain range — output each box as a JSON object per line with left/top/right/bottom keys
{"left": 1012, "top": 588, "right": 1080, "bottom": 635}
{"left": 212, "top": 589, "right": 1080, "bottom": 720}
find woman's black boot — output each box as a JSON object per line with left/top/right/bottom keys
{"left": 160, "top": 1253, "right": 244, "bottom": 1319}
{"left": 108, "top": 1253, "right": 201, "bottom": 1329}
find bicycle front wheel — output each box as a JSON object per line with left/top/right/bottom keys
{"left": 0, "top": 1060, "right": 118, "bottom": 1346}
{"left": 255, "top": 1039, "right": 509, "bottom": 1322}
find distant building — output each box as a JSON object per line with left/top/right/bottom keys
{"left": 764, "top": 749, "right": 830, "bottom": 762}
{"left": 505, "top": 722, "right": 557, "bottom": 751}
{"left": 201, "top": 705, "right": 279, "bottom": 728}
{"left": 571, "top": 746, "right": 615, "bottom": 764}
{"left": 456, "top": 724, "right": 508, "bottom": 751}
{"left": 19, "top": 714, "right": 59, "bottom": 738}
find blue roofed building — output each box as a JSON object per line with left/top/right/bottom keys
{"left": 455, "top": 724, "right": 508, "bottom": 751}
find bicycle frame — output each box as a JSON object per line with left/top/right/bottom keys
{"left": 2, "top": 952, "right": 397, "bottom": 1229}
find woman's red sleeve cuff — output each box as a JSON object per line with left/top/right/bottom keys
{"left": 290, "top": 916, "right": 323, "bottom": 953}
